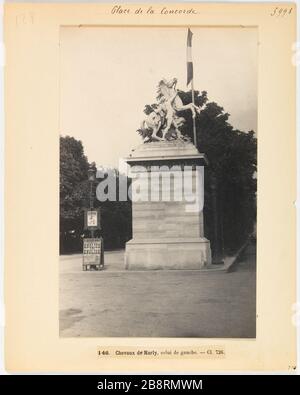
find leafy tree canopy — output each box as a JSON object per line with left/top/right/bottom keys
{"left": 140, "top": 89, "right": 257, "bottom": 253}
{"left": 60, "top": 136, "right": 132, "bottom": 253}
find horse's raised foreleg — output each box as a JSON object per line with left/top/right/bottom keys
{"left": 175, "top": 103, "right": 200, "bottom": 118}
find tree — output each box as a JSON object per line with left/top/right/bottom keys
{"left": 92, "top": 171, "right": 132, "bottom": 250}
{"left": 140, "top": 89, "right": 257, "bottom": 255}
{"left": 60, "top": 136, "right": 132, "bottom": 253}
{"left": 177, "top": 90, "right": 257, "bottom": 254}
{"left": 60, "top": 136, "right": 90, "bottom": 252}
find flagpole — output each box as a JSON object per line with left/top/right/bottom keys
{"left": 187, "top": 28, "right": 197, "bottom": 147}
{"left": 191, "top": 79, "right": 197, "bottom": 146}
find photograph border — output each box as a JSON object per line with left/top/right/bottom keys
{"left": 4, "top": 2, "right": 296, "bottom": 372}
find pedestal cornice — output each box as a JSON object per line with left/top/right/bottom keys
{"left": 125, "top": 141, "right": 208, "bottom": 168}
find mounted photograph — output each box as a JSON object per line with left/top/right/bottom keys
{"left": 59, "top": 26, "right": 257, "bottom": 338}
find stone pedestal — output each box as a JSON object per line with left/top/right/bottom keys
{"left": 125, "top": 141, "right": 212, "bottom": 270}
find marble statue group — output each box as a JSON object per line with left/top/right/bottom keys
{"left": 138, "top": 78, "right": 202, "bottom": 142}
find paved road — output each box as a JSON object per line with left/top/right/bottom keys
{"left": 59, "top": 243, "right": 256, "bottom": 338}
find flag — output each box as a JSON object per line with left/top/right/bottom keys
{"left": 186, "top": 28, "right": 193, "bottom": 86}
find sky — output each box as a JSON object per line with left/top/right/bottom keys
{"left": 60, "top": 26, "right": 257, "bottom": 168}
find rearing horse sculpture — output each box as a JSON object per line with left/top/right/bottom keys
{"left": 138, "top": 77, "right": 202, "bottom": 142}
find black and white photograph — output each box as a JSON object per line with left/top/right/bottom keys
{"left": 59, "top": 26, "right": 257, "bottom": 338}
